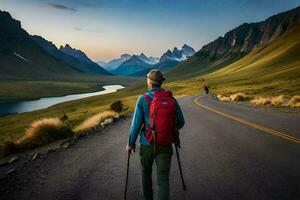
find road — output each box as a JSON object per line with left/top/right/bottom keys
{"left": 0, "top": 94, "right": 300, "bottom": 200}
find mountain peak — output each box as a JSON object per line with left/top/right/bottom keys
{"left": 160, "top": 44, "right": 195, "bottom": 62}
{"left": 120, "top": 54, "right": 131, "bottom": 59}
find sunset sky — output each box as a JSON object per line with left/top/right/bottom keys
{"left": 1, "top": 0, "right": 300, "bottom": 61}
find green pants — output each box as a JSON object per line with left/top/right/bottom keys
{"left": 140, "top": 144, "right": 173, "bottom": 200}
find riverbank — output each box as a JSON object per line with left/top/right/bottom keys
{"left": 0, "top": 85, "right": 124, "bottom": 116}
{"left": 0, "top": 76, "right": 140, "bottom": 102}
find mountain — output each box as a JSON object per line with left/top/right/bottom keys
{"left": 137, "top": 53, "right": 159, "bottom": 65}
{"left": 101, "top": 53, "right": 159, "bottom": 73}
{"left": 102, "top": 54, "right": 132, "bottom": 72}
{"left": 128, "top": 45, "right": 195, "bottom": 77}
{"left": 167, "top": 6, "right": 300, "bottom": 79}
{"left": 0, "top": 10, "right": 88, "bottom": 80}
{"left": 58, "top": 44, "right": 109, "bottom": 74}
{"left": 97, "top": 61, "right": 107, "bottom": 67}
{"left": 32, "top": 36, "right": 109, "bottom": 75}
{"left": 200, "top": 19, "right": 300, "bottom": 96}
{"left": 159, "top": 44, "right": 195, "bottom": 62}
{"left": 99, "top": 45, "right": 194, "bottom": 76}
{"left": 112, "top": 55, "right": 152, "bottom": 75}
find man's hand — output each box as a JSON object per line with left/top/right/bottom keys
{"left": 126, "top": 144, "right": 135, "bottom": 154}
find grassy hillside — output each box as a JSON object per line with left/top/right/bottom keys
{"left": 167, "top": 6, "right": 300, "bottom": 80}
{"left": 200, "top": 23, "right": 300, "bottom": 96}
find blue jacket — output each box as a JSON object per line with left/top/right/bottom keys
{"left": 129, "top": 87, "right": 185, "bottom": 146}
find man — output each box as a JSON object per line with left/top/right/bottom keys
{"left": 126, "top": 69, "right": 185, "bottom": 200}
{"left": 204, "top": 85, "right": 209, "bottom": 94}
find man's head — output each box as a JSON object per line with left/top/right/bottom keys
{"left": 146, "top": 69, "right": 165, "bottom": 90}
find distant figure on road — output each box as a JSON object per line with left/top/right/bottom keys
{"left": 126, "top": 69, "right": 185, "bottom": 200}
{"left": 204, "top": 85, "right": 209, "bottom": 94}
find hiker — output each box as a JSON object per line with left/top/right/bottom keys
{"left": 204, "top": 85, "right": 209, "bottom": 94}
{"left": 126, "top": 69, "right": 185, "bottom": 200}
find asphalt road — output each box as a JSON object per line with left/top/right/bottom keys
{"left": 0, "top": 94, "right": 300, "bottom": 200}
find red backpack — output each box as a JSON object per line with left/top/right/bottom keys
{"left": 143, "top": 90, "right": 177, "bottom": 145}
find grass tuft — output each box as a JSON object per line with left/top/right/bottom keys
{"left": 217, "top": 95, "right": 231, "bottom": 102}
{"left": 230, "top": 93, "right": 252, "bottom": 102}
{"left": 2, "top": 118, "right": 73, "bottom": 156}
{"left": 217, "top": 93, "right": 252, "bottom": 102}
{"left": 74, "top": 111, "right": 118, "bottom": 132}
{"left": 251, "top": 97, "right": 272, "bottom": 105}
{"left": 251, "top": 95, "right": 288, "bottom": 106}
{"left": 288, "top": 95, "right": 300, "bottom": 107}
{"left": 270, "top": 95, "right": 286, "bottom": 105}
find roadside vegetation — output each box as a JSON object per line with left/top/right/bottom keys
{"left": 0, "top": 102, "right": 124, "bottom": 157}
{"left": 1, "top": 118, "right": 73, "bottom": 156}
{"left": 217, "top": 93, "right": 300, "bottom": 108}
{"left": 74, "top": 111, "right": 119, "bottom": 132}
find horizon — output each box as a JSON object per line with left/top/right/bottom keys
{"left": 1, "top": 0, "right": 300, "bottom": 61}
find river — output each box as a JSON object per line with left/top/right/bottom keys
{"left": 0, "top": 85, "right": 124, "bottom": 117}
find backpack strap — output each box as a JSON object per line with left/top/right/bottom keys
{"left": 143, "top": 93, "right": 153, "bottom": 104}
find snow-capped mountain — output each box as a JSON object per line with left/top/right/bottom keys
{"left": 137, "top": 53, "right": 159, "bottom": 65}
{"left": 112, "top": 55, "right": 152, "bottom": 75}
{"left": 101, "top": 54, "right": 132, "bottom": 72}
{"left": 97, "top": 61, "right": 107, "bottom": 67}
{"left": 99, "top": 44, "right": 195, "bottom": 76}
{"left": 159, "top": 44, "right": 195, "bottom": 62}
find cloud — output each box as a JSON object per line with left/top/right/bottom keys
{"left": 73, "top": 27, "right": 102, "bottom": 34}
{"left": 45, "top": 2, "right": 77, "bottom": 12}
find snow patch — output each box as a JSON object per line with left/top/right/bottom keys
{"left": 13, "top": 52, "right": 30, "bottom": 62}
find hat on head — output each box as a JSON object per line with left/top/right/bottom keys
{"left": 147, "top": 69, "right": 165, "bottom": 85}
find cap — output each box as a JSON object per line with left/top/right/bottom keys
{"left": 147, "top": 69, "right": 165, "bottom": 85}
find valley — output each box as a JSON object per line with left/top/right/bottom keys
{"left": 0, "top": 5, "right": 300, "bottom": 159}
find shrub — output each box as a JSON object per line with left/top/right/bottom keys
{"left": 288, "top": 95, "right": 300, "bottom": 107}
{"left": 110, "top": 100, "right": 124, "bottom": 113}
{"left": 60, "top": 113, "right": 68, "bottom": 121}
{"left": 74, "top": 111, "right": 118, "bottom": 132}
{"left": 17, "top": 118, "right": 73, "bottom": 150}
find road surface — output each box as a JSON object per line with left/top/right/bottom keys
{"left": 0, "top": 94, "right": 300, "bottom": 200}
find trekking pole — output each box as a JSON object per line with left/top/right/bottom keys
{"left": 124, "top": 152, "right": 130, "bottom": 200}
{"left": 174, "top": 144, "right": 186, "bottom": 190}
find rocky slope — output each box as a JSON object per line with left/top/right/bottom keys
{"left": 32, "top": 36, "right": 109, "bottom": 75}
{"left": 167, "top": 6, "right": 300, "bottom": 79}
{"left": 0, "top": 10, "right": 108, "bottom": 80}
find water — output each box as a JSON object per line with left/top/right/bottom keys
{"left": 0, "top": 85, "right": 124, "bottom": 116}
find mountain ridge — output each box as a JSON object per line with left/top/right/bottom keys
{"left": 167, "top": 6, "right": 300, "bottom": 79}
{"left": 32, "top": 36, "right": 109, "bottom": 75}
{"left": 0, "top": 10, "right": 87, "bottom": 80}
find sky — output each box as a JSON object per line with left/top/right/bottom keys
{"left": 1, "top": 0, "right": 300, "bottom": 61}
